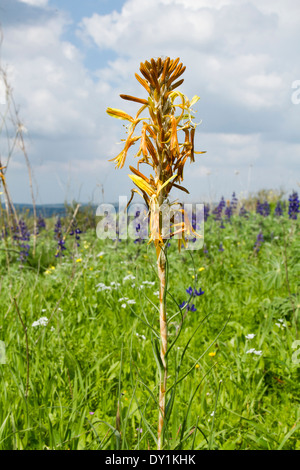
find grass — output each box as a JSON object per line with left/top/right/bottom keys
{"left": 0, "top": 208, "right": 299, "bottom": 450}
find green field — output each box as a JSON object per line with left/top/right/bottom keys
{"left": 0, "top": 204, "right": 299, "bottom": 450}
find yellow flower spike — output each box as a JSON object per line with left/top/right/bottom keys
{"left": 107, "top": 57, "right": 205, "bottom": 451}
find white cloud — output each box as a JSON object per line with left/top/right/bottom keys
{"left": 18, "top": 0, "right": 48, "bottom": 7}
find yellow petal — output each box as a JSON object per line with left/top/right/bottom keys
{"left": 106, "top": 107, "right": 134, "bottom": 122}
{"left": 128, "top": 175, "right": 155, "bottom": 196}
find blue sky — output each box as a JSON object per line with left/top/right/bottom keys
{"left": 0, "top": 0, "right": 299, "bottom": 204}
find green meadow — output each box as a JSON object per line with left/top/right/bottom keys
{"left": 0, "top": 204, "right": 299, "bottom": 450}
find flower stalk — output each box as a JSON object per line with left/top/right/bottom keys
{"left": 106, "top": 56, "right": 204, "bottom": 449}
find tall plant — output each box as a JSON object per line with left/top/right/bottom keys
{"left": 106, "top": 56, "right": 205, "bottom": 449}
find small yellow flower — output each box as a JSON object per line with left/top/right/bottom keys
{"left": 45, "top": 270, "right": 51, "bottom": 275}
{"left": 198, "top": 267, "right": 205, "bottom": 272}
{"left": 195, "top": 364, "right": 200, "bottom": 368}
{"left": 208, "top": 352, "right": 216, "bottom": 357}
{"left": 89, "top": 267, "right": 94, "bottom": 271}
{"left": 76, "top": 258, "right": 82, "bottom": 263}
{"left": 50, "top": 266, "right": 55, "bottom": 270}
{"left": 192, "top": 275, "right": 195, "bottom": 279}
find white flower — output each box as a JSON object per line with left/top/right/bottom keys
{"left": 245, "top": 334, "right": 256, "bottom": 340}
{"left": 121, "top": 303, "right": 127, "bottom": 308}
{"left": 110, "top": 281, "right": 121, "bottom": 287}
{"left": 246, "top": 348, "right": 262, "bottom": 356}
{"left": 98, "top": 252, "right": 106, "bottom": 257}
{"left": 123, "top": 274, "right": 135, "bottom": 281}
{"left": 153, "top": 291, "right": 159, "bottom": 296}
{"left": 127, "top": 299, "right": 136, "bottom": 305}
{"left": 118, "top": 297, "right": 129, "bottom": 302}
{"left": 32, "top": 316, "right": 49, "bottom": 327}
{"left": 96, "top": 283, "right": 111, "bottom": 292}
{"left": 142, "top": 281, "right": 155, "bottom": 286}
{"left": 246, "top": 348, "right": 256, "bottom": 354}
{"left": 210, "top": 411, "right": 215, "bottom": 417}
{"left": 136, "top": 333, "right": 146, "bottom": 340}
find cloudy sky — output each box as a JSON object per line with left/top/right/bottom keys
{"left": 0, "top": 0, "right": 299, "bottom": 205}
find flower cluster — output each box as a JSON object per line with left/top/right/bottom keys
{"left": 54, "top": 217, "right": 66, "bottom": 257}
{"left": 186, "top": 286, "right": 205, "bottom": 296}
{"left": 32, "top": 316, "right": 49, "bottom": 327}
{"left": 37, "top": 215, "right": 46, "bottom": 232}
{"left": 70, "top": 220, "right": 82, "bottom": 247}
{"left": 288, "top": 191, "right": 299, "bottom": 220}
{"left": 254, "top": 231, "right": 264, "bottom": 252}
{"left": 256, "top": 200, "right": 270, "bottom": 217}
{"left": 239, "top": 205, "right": 249, "bottom": 218}
{"left": 274, "top": 200, "right": 283, "bottom": 217}
{"left": 14, "top": 219, "right": 31, "bottom": 263}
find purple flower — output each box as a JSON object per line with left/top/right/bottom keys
{"left": 274, "top": 200, "right": 283, "bottom": 217}
{"left": 288, "top": 191, "right": 299, "bottom": 220}
{"left": 254, "top": 231, "right": 264, "bottom": 252}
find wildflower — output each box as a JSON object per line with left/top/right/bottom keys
{"left": 275, "top": 319, "right": 286, "bottom": 328}
{"left": 89, "top": 412, "right": 95, "bottom": 415}
{"left": 76, "top": 258, "right": 82, "bottom": 263}
{"left": 198, "top": 267, "right": 205, "bottom": 272}
{"left": 98, "top": 251, "right": 105, "bottom": 258}
{"left": 136, "top": 333, "right": 146, "bottom": 340}
{"left": 254, "top": 231, "right": 264, "bottom": 252}
{"left": 246, "top": 349, "right": 262, "bottom": 356}
{"left": 54, "top": 217, "right": 66, "bottom": 258}
{"left": 219, "top": 243, "right": 224, "bottom": 252}
{"left": 230, "top": 192, "right": 238, "bottom": 211}
{"left": 136, "top": 428, "right": 143, "bottom": 433}
{"left": 37, "top": 215, "right": 46, "bottom": 232}
{"left": 32, "top": 317, "right": 49, "bottom": 327}
{"left": 210, "top": 411, "right": 215, "bottom": 417}
{"left": 70, "top": 220, "right": 82, "bottom": 247}
{"left": 208, "top": 352, "right": 216, "bottom": 357}
{"left": 204, "top": 204, "right": 210, "bottom": 221}
{"left": 239, "top": 205, "right": 249, "bottom": 218}
{"left": 274, "top": 200, "right": 283, "bottom": 217}
{"left": 106, "top": 56, "right": 205, "bottom": 451}
{"left": 96, "top": 283, "right": 111, "bottom": 292}
{"left": 195, "top": 364, "right": 200, "bottom": 369}
{"left": 194, "top": 288, "right": 205, "bottom": 296}
{"left": 142, "top": 281, "right": 156, "bottom": 286}
{"left": 288, "top": 191, "right": 299, "bottom": 219}
{"left": 14, "top": 219, "right": 31, "bottom": 263}
{"left": 245, "top": 334, "right": 256, "bottom": 340}
{"left": 123, "top": 274, "right": 135, "bottom": 281}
